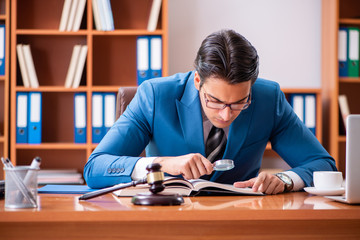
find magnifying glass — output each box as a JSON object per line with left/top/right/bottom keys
{"left": 213, "top": 159, "right": 234, "bottom": 171}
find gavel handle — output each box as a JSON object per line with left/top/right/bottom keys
{"left": 79, "top": 178, "right": 147, "bottom": 200}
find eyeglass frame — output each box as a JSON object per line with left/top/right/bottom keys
{"left": 202, "top": 88, "right": 252, "bottom": 111}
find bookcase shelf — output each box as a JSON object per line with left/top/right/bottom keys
{"left": 322, "top": 0, "right": 360, "bottom": 173}
{"left": 15, "top": 86, "right": 89, "bottom": 92}
{"left": 10, "top": 0, "right": 168, "bottom": 174}
{"left": 0, "top": 0, "right": 9, "bottom": 180}
{"left": 16, "top": 143, "right": 88, "bottom": 150}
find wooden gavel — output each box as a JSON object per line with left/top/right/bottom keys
{"left": 79, "top": 163, "right": 166, "bottom": 201}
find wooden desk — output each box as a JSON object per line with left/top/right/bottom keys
{"left": 0, "top": 192, "right": 359, "bottom": 239}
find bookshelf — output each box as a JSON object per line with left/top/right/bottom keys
{"left": 322, "top": 0, "right": 360, "bottom": 173}
{"left": 0, "top": 0, "right": 9, "bottom": 180}
{"left": 10, "top": 0, "right": 168, "bottom": 174}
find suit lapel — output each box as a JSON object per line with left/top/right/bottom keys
{"left": 176, "top": 72, "right": 205, "bottom": 156}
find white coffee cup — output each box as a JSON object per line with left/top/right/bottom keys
{"left": 313, "top": 171, "right": 343, "bottom": 190}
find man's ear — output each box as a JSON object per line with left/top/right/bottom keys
{"left": 194, "top": 71, "right": 201, "bottom": 91}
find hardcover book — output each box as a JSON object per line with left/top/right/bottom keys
{"left": 113, "top": 177, "right": 264, "bottom": 197}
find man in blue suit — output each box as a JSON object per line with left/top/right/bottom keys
{"left": 84, "top": 29, "right": 336, "bottom": 194}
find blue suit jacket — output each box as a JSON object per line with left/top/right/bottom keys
{"left": 84, "top": 71, "right": 336, "bottom": 188}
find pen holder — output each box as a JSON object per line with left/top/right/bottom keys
{"left": 4, "top": 166, "right": 39, "bottom": 208}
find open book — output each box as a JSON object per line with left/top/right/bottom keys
{"left": 113, "top": 177, "right": 264, "bottom": 197}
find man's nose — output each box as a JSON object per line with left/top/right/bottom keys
{"left": 219, "top": 106, "right": 232, "bottom": 121}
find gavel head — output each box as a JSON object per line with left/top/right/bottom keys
{"left": 146, "top": 163, "right": 165, "bottom": 194}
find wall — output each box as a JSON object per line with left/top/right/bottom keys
{"left": 168, "top": 0, "right": 322, "bottom": 88}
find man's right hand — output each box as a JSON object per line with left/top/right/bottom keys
{"left": 153, "top": 153, "right": 213, "bottom": 179}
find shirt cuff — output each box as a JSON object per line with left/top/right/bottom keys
{"left": 283, "top": 171, "right": 305, "bottom": 191}
{"left": 131, "top": 157, "right": 157, "bottom": 181}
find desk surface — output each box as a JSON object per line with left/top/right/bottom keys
{"left": 1, "top": 192, "right": 360, "bottom": 240}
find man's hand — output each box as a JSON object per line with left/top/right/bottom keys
{"left": 233, "top": 172, "right": 285, "bottom": 195}
{"left": 154, "top": 153, "right": 213, "bottom": 179}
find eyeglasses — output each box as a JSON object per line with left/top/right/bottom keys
{"left": 203, "top": 89, "right": 251, "bottom": 111}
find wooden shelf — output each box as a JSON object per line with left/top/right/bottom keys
{"left": 92, "top": 29, "right": 164, "bottom": 35}
{"left": 10, "top": 0, "right": 169, "bottom": 172}
{"left": 16, "top": 29, "right": 89, "bottom": 35}
{"left": 16, "top": 86, "right": 89, "bottom": 92}
{"left": 339, "top": 77, "right": 360, "bottom": 83}
{"left": 339, "top": 18, "right": 360, "bottom": 24}
{"left": 338, "top": 136, "right": 346, "bottom": 142}
{"left": 15, "top": 143, "right": 88, "bottom": 150}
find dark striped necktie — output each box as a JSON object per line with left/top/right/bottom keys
{"left": 205, "top": 126, "right": 227, "bottom": 162}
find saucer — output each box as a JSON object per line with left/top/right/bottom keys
{"left": 304, "top": 187, "right": 345, "bottom": 196}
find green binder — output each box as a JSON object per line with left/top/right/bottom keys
{"left": 347, "top": 27, "right": 359, "bottom": 77}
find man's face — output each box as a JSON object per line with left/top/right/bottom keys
{"left": 194, "top": 72, "right": 252, "bottom": 129}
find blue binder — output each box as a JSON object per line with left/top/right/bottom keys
{"left": 103, "top": 93, "right": 116, "bottom": 133}
{"left": 74, "top": 92, "right": 87, "bottom": 143}
{"left": 16, "top": 92, "right": 28, "bottom": 143}
{"left": 149, "top": 36, "right": 162, "bottom": 79}
{"left": 289, "top": 94, "right": 316, "bottom": 136}
{"left": 92, "top": 92, "right": 104, "bottom": 143}
{"left": 338, "top": 27, "right": 348, "bottom": 77}
{"left": 0, "top": 25, "right": 5, "bottom": 76}
{"left": 136, "top": 36, "right": 150, "bottom": 85}
{"left": 304, "top": 94, "right": 316, "bottom": 135}
{"left": 289, "top": 94, "right": 304, "bottom": 123}
{"left": 28, "top": 92, "right": 42, "bottom": 144}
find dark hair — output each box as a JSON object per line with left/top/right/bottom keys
{"left": 194, "top": 29, "right": 259, "bottom": 87}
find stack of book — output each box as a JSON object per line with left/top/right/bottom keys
{"left": 38, "top": 169, "right": 84, "bottom": 185}
{"left": 65, "top": 45, "right": 88, "bottom": 88}
{"left": 59, "top": 0, "right": 87, "bottom": 31}
{"left": 16, "top": 44, "right": 39, "bottom": 88}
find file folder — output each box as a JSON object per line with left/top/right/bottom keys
{"left": 16, "top": 92, "right": 28, "bottom": 143}
{"left": 104, "top": 93, "right": 116, "bottom": 133}
{"left": 304, "top": 94, "right": 316, "bottom": 135}
{"left": 74, "top": 92, "right": 87, "bottom": 143}
{"left": 92, "top": 93, "right": 104, "bottom": 143}
{"left": 338, "top": 27, "right": 348, "bottom": 77}
{"left": 28, "top": 92, "right": 42, "bottom": 144}
{"left": 348, "top": 27, "right": 359, "bottom": 77}
{"left": 290, "top": 94, "right": 304, "bottom": 123}
{"left": 136, "top": 36, "right": 150, "bottom": 85}
{"left": 150, "top": 36, "right": 162, "bottom": 79}
{"left": 0, "top": 25, "right": 5, "bottom": 76}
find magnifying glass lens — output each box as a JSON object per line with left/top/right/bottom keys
{"left": 213, "top": 159, "right": 234, "bottom": 171}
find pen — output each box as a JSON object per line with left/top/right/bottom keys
{"left": 15, "top": 157, "right": 41, "bottom": 203}
{"left": 79, "top": 178, "right": 147, "bottom": 201}
{"left": 1, "top": 157, "right": 37, "bottom": 207}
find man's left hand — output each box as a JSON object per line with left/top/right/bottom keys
{"left": 233, "top": 172, "right": 285, "bottom": 195}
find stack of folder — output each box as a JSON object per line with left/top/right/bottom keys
{"left": 136, "top": 36, "right": 162, "bottom": 85}
{"left": 59, "top": 0, "right": 87, "bottom": 31}
{"left": 16, "top": 92, "right": 42, "bottom": 144}
{"left": 289, "top": 94, "right": 316, "bottom": 135}
{"left": 338, "top": 27, "right": 359, "bottom": 77}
